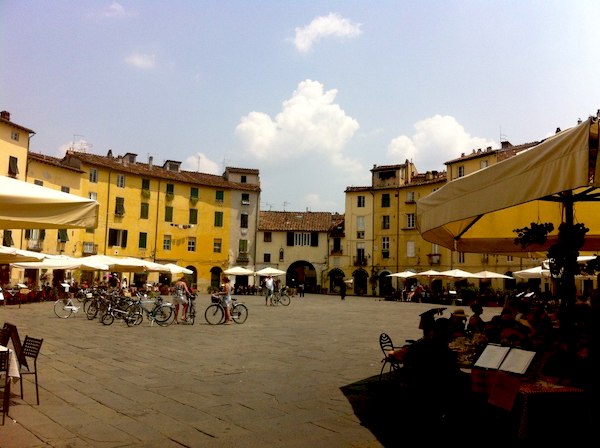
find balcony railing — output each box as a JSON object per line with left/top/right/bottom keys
{"left": 236, "top": 253, "right": 249, "bottom": 263}
{"left": 427, "top": 253, "right": 441, "bottom": 265}
{"left": 353, "top": 257, "right": 368, "bottom": 266}
{"left": 26, "top": 240, "right": 44, "bottom": 252}
{"left": 330, "top": 249, "right": 343, "bottom": 255}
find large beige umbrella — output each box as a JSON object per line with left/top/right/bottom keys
{"left": 0, "top": 245, "right": 46, "bottom": 263}
{"left": 438, "top": 268, "right": 479, "bottom": 278}
{"left": 387, "top": 270, "right": 416, "bottom": 278}
{"left": 417, "top": 116, "right": 600, "bottom": 254}
{"left": 224, "top": 266, "right": 255, "bottom": 275}
{"left": 162, "top": 263, "right": 193, "bottom": 275}
{"left": 0, "top": 175, "right": 99, "bottom": 229}
{"left": 82, "top": 255, "right": 149, "bottom": 272}
{"left": 12, "top": 256, "right": 110, "bottom": 271}
{"left": 513, "top": 266, "right": 550, "bottom": 279}
{"left": 472, "top": 270, "right": 513, "bottom": 279}
{"left": 416, "top": 115, "right": 600, "bottom": 311}
{"left": 255, "top": 267, "right": 286, "bottom": 276}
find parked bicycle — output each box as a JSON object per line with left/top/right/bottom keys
{"left": 54, "top": 296, "right": 81, "bottom": 318}
{"left": 272, "top": 287, "right": 291, "bottom": 306}
{"left": 129, "top": 292, "right": 175, "bottom": 327}
{"left": 181, "top": 292, "right": 197, "bottom": 325}
{"left": 101, "top": 295, "right": 142, "bottom": 327}
{"left": 205, "top": 294, "right": 248, "bottom": 325}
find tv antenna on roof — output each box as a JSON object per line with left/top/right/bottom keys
{"left": 283, "top": 201, "right": 289, "bottom": 211}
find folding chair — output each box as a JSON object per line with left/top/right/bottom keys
{"left": 19, "top": 336, "right": 43, "bottom": 405}
{"left": 379, "top": 332, "right": 404, "bottom": 381}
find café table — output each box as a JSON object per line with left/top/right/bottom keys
{"left": 1, "top": 344, "right": 20, "bottom": 419}
{"left": 0, "top": 345, "right": 20, "bottom": 381}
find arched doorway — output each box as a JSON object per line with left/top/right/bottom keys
{"left": 210, "top": 267, "right": 223, "bottom": 292}
{"left": 287, "top": 260, "right": 317, "bottom": 293}
{"left": 378, "top": 270, "right": 393, "bottom": 297}
{"left": 327, "top": 268, "right": 345, "bottom": 294}
{"left": 352, "top": 268, "right": 369, "bottom": 296}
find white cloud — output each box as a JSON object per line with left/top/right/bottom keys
{"left": 125, "top": 53, "right": 156, "bottom": 69}
{"left": 235, "top": 79, "right": 364, "bottom": 181}
{"left": 87, "top": 2, "right": 136, "bottom": 19}
{"left": 386, "top": 115, "right": 498, "bottom": 171}
{"left": 292, "top": 13, "right": 362, "bottom": 53}
{"left": 182, "top": 152, "right": 221, "bottom": 174}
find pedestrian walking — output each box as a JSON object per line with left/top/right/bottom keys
{"left": 340, "top": 281, "right": 347, "bottom": 301}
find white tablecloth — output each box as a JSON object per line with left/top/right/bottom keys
{"left": 0, "top": 345, "right": 20, "bottom": 381}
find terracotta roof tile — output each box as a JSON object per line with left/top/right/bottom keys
{"left": 259, "top": 211, "right": 337, "bottom": 231}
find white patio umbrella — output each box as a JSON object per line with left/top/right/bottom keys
{"left": 438, "top": 269, "right": 479, "bottom": 278}
{"left": 388, "top": 270, "right": 417, "bottom": 278}
{"left": 255, "top": 267, "right": 286, "bottom": 276}
{"left": 0, "top": 245, "right": 47, "bottom": 263}
{"left": 12, "top": 256, "right": 110, "bottom": 271}
{"left": 162, "top": 263, "right": 193, "bottom": 275}
{"left": 82, "top": 255, "right": 149, "bottom": 272}
{"left": 513, "top": 266, "right": 550, "bottom": 279}
{"left": 0, "top": 175, "right": 99, "bottom": 229}
{"left": 223, "top": 266, "right": 255, "bottom": 275}
{"left": 472, "top": 270, "right": 513, "bottom": 279}
{"left": 411, "top": 269, "right": 442, "bottom": 277}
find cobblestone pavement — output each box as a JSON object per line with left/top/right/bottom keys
{"left": 0, "top": 295, "right": 486, "bottom": 447}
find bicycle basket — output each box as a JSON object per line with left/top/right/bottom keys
{"left": 211, "top": 293, "right": 220, "bottom": 304}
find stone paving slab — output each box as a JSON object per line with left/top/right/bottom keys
{"left": 1, "top": 294, "right": 496, "bottom": 447}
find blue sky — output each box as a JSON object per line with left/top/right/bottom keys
{"left": 2, "top": 1, "right": 599, "bottom": 214}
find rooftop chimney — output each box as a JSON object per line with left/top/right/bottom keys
{"left": 148, "top": 155, "right": 153, "bottom": 169}
{"left": 0, "top": 111, "right": 10, "bottom": 120}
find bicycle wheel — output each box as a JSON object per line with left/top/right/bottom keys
{"left": 54, "top": 299, "right": 73, "bottom": 318}
{"left": 231, "top": 304, "right": 248, "bottom": 324}
{"left": 279, "top": 295, "right": 291, "bottom": 306}
{"left": 125, "top": 310, "right": 143, "bottom": 327}
{"left": 187, "top": 303, "right": 196, "bottom": 325}
{"left": 101, "top": 311, "right": 114, "bottom": 326}
{"left": 205, "top": 304, "right": 224, "bottom": 325}
{"left": 154, "top": 304, "right": 175, "bottom": 326}
{"left": 86, "top": 301, "right": 99, "bottom": 320}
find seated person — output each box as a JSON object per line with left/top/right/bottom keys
{"left": 467, "top": 303, "right": 486, "bottom": 334}
{"left": 449, "top": 308, "right": 468, "bottom": 337}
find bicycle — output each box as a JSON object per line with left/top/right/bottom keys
{"left": 54, "top": 296, "right": 81, "bottom": 318}
{"left": 180, "top": 292, "right": 197, "bottom": 325}
{"left": 129, "top": 292, "right": 175, "bottom": 327}
{"left": 100, "top": 296, "right": 142, "bottom": 327}
{"left": 205, "top": 294, "right": 248, "bottom": 325}
{"left": 271, "top": 287, "right": 291, "bottom": 306}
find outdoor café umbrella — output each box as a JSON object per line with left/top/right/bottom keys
{"left": 162, "top": 263, "right": 193, "bottom": 275}
{"left": 438, "top": 269, "right": 479, "bottom": 278}
{"left": 0, "top": 175, "right": 99, "bottom": 229}
{"left": 387, "top": 270, "right": 417, "bottom": 278}
{"left": 0, "top": 245, "right": 47, "bottom": 263}
{"left": 12, "top": 256, "right": 110, "bottom": 271}
{"left": 416, "top": 116, "right": 600, "bottom": 255}
{"left": 223, "top": 266, "right": 255, "bottom": 275}
{"left": 416, "top": 115, "right": 600, "bottom": 309}
{"left": 471, "top": 270, "right": 513, "bottom": 279}
{"left": 513, "top": 266, "right": 551, "bottom": 279}
{"left": 255, "top": 267, "right": 286, "bottom": 276}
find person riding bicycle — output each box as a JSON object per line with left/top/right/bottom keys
{"left": 264, "top": 275, "right": 274, "bottom": 306}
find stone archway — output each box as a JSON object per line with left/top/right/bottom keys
{"left": 352, "top": 268, "right": 369, "bottom": 296}
{"left": 327, "top": 268, "right": 345, "bottom": 294}
{"left": 378, "top": 270, "right": 393, "bottom": 297}
{"left": 287, "top": 260, "right": 317, "bottom": 293}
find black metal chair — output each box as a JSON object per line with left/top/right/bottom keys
{"left": 0, "top": 350, "right": 10, "bottom": 424}
{"left": 19, "top": 336, "right": 43, "bottom": 405}
{"left": 379, "top": 332, "right": 404, "bottom": 381}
